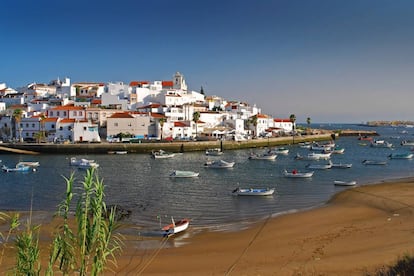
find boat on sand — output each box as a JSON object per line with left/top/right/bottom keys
{"left": 162, "top": 217, "right": 190, "bottom": 236}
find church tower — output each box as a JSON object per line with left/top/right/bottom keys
{"left": 173, "top": 72, "right": 187, "bottom": 91}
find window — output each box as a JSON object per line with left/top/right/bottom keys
{"left": 83, "top": 127, "right": 87, "bottom": 131}
{"left": 59, "top": 127, "right": 63, "bottom": 130}
{"left": 57, "top": 111, "right": 60, "bottom": 116}
{"left": 26, "top": 123, "right": 29, "bottom": 128}
{"left": 68, "top": 126, "right": 72, "bottom": 131}
{"left": 114, "top": 123, "right": 118, "bottom": 127}
{"left": 73, "top": 111, "right": 77, "bottom": 116}
{"left": 32, "top": 123, "right": 35, "bottom": 128}
{"left": 51, "top": 124, "right": 55, "bottom": 129}
{"left": 63, "top": 111, "right": 67, "bottom": 116}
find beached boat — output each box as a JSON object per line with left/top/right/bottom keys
{"left": 362, "top": 160, "right": 387, "bottom": 165}
{"left": 232, "top": 187, "right": 275, "bottom": 196}
{"left": 2, "top": 163, "right": 33, "bottom": 172}
{"left": 204, "top": 159, "right": 235, "bottom": 168}
{"left": 282, "top": 169, "right": 314, "bottom": 178}
{"left": 16, "top": 161, "right": 40, "bottom": 168}
{"left": 388, "top": 153, "right": 414, "bottom": 159}
{"left": 162, "top": 217, "right": 190, "bottom": 237}
{"left": 248, "top": 152, "right": 277, "bottom": 160}
{"left": 334, "top": 180, "right": 357, "bottom": 186}
{"left": 205, "top": 148, "right": 223, "bottom": 156}
{"left": 152, "top": 149, "right": 175, "bottom": 159}
{"left": 331, "top": 162, "right": 352, "bottom": 169}
{"left": 306, "top": 161, "right": 332, "bottom": 170}
{"left": 169, "top": 170, "right": 199, "bottom": 178}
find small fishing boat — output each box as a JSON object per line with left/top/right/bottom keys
{"left": 334, "top": 180, "right": 357, "bottom": 186}
{"left": 306, "top": 161, "right": 332, "bottom": 170}
{"left": 205, "top": 148, "right": 223, "bottom": 156}
{"left": 108, "top": 151, "right": 128, "bottom": 155}
{"left": 388, "top": 153, "right": 414, "bottom": 159}
{"left": 169, "top": 170, "right": 199, "bottom": 178}
{"left": 70, "top": 157, "right": 95, "bottom": 166}
{"left": 269, "top": 147, "right": 289, "bottom": 155}
{"left": 162, "top": 217, "right": 190, "bottom": 237}
{"left": 152, "top": 149, "right": 175, "bottom": 159}
{"left": 248, "top": 152, "right": 277, "bottom": 160}
{"left": 362, "top": 160, "right": 387, "bottom": 165}
{"left": 232, "top": 187, "right": 275, "bottom": 196}
{"left": 331, "top": 162, "right": 352, "bottom": 169}
{"left": 2, "top": 163, "right": 33, "bottom": 172}
{"left": 282, "top": 169, "right": 314, "bottom": 178}
{"left": 370, "top": 140, "right": 392, "bottom": 148}
{"left": 204, "top": 159, "right": 235, "bottom": 168}
{"left": 16, "top": 161, "right": 40, "bottom": 168}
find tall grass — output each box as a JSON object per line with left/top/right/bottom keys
{"left": 0, "top": 168, "right": 124, "bottom": 275}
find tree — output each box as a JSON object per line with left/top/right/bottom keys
{"left": 13, "top": 109, "right": 23, "bottom": 142}
{"left": 193, "top": 112, "right": 200, "bottom": 139}
{"left": 249, "top": 115, "right": 258, "bottom": 138}
{"left": 159, "top": 117, "right": 166, "bottom": 141}
{"left": 289, "top": 114, "right": 296, "bottom": 144}
{"left": 306, "top": 117, "right": 311, "bottom": 134}
{"left": 200, "top": 86, "right": 205, "bottom": 95}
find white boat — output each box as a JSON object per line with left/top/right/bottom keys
{"left": 16, "top": 161, "right": 40, "bottom": 168}
{"left": 310, "top": 142, "right": 335, "bottom": 152}
{"left": 152, "top": 149, "right": 176, "bottom": 159}
{"left": 401, "top": 140, "right": 414, "bottom": 146}
{"left": 204, "top": 159, "right": 235, "bottom": 168}
{"left": 306, "top": 161, "right": 332, "bottom": 170}
{"left": 388, "top": 153, "right": 414, "bottom": 159}
{"left": 232, "top": 187, "right": 275, "bottom": 196}
{"left": 334, "top": 180, "right": 357, "bottom": 186}
{"left": 298, "top": 142, "right": 312, "bottom": 149}
{"left": 283, "top": 169, "right": 314, "bottom": 178}
{"left": 307, "top": 152, "right": 331, "bottom": 160}
{"left": 77, "top": 161, "right": 99, "bottom": 170}
{"left": 269, "top": 147, "right": 289, "bottom": 155}
{"left": 205, "top": 148, "right": 223, "bottom": 156}
{"left": 370, "top": 140, "right": 392, "bottom": 148}
{"left": 294, "top": 153, "right": 320, "bottom": 161}
{"left": 362, "top": 159, "right": 387, "bottom": 165}
{"left": 169, "top": 170, "right": 199, "bottom": 178}
{"left": 331, "top": 162, "right": 352, "bottom": 169}
{"left": 108, "top": 151, "right": 128, "bottom": 154}
{"left": 248, "top": 152, "right": 277, "bottom": 160}
{"left": 2, "top": 163, "right": 33, "bottom": 173}
{"left": 162, "top": 217, "right": 190, "bottom": 236}
{"left": 70, "top": 157, "right": 95, "bottom": 166}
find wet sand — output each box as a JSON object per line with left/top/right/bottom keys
{"left": 2, "top": 179, "right": 414, "bottom": 275}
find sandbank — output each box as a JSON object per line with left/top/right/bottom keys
{"left": 2, "top": 178, "right": 414, "bottom": 275}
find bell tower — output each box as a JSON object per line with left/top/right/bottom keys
{"left": 173, "top": 72, "right": 187, "bottom": 91}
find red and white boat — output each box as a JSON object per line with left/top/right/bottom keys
{"left": 162, "top": 217, "right": 190, "bottom": 237}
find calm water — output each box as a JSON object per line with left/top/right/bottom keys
{"left": 1, "top": 124, "right": 414, "bottom": 233}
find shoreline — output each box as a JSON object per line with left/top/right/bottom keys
{"left": 2, "top": 177, "right": 414, "bottom": 274}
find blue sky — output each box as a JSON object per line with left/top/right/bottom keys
{"left": 1, "top": 0, "right": 414, "bottom": 123}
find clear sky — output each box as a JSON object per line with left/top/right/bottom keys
{"left": 1, "top": 0, "right": 414, "bottom": 123}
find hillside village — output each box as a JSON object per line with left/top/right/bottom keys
{"left": 0, "top": 72, "right": 296, "bottom": 144}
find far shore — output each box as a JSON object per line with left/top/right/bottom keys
{"left": 1, "top": 177, "right": 414, "bottom": 275}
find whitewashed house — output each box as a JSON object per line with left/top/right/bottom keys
{"left": 73, "top": 120, "right": 101, "bottom": 143}
{"left": 106, "top": 112, "right": 151, "bottom": 140}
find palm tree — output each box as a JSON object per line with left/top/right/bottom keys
{"left": 250, "top": 115, "right": 258, "bottom": 138}
{"left": 289, "top": 114, "right": 296, "bottom": 144}
{"left": 159, "top": 117, "right": 166, "bottom": 141}
{"left": 193, "top": 112, "right": 200, "bottom": 139}
{"left": 13, "top": 109, "right": 23, "bottom": 142}
{"left": 306, "top": 117, "right": 311, "bottom": 134}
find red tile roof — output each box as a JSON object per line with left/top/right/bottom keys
{"left": 274, "top": 119, "right": 292, "bottom": 122}
{"left": 162, "top": 81, "right": 174, "bottom": 87}
{"left": 109, "top": 112, "right": 134, "bottom": 119}
{"left": 151, "top": 113, "right": 166, "bottom": 119}
{"left": 59, "top": 118, "right": 75, "bottom": 123}
{"left": 174, "top": 121, "right": 188, "bottom": 127}
{"left": 50, "top": 104, "right": 84, "bottom": 111}
{"left": 129, "top": 81, "right": 150, "bottom": 86}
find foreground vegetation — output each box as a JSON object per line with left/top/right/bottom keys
{"left": 0, "top": 169, "right": 123, "bottom": 275}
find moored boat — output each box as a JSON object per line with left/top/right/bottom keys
{"left": 232, "top": 187, "right": 275, "bottom": 196}
{"left": 204, "top": 159, "right": 235, "bottom": 168}
{"left": 152, "top": 149, "right": 175, "bottom": 159}
{"left": 248, "top": 152, "right": 277, "bottom": 160}
{"left": 2, "top": 163, "right": 33, "bottom": 172}
{"left": 16, "top": 161, "right": 40, "bottom": 168}
{"left": 362, "top": 159, "right": 387, "bottom": 165}
{"left": 370, "top": 140, "right": 392, "bottom": 148}
{"left": 388, "top": 153, "right": 414, "bottom": 159}
{"left": 205, "top": 148, "right": 223, "bottom": 156}
{"left": 282, "top": 169, "right": 314, "bottom": 178}
{"left": 70, "top": 157, "right": 95, "bottom": 166}
{"left": 169, "top": 170, "right": 199, "bottom": 178}
{"left": 331, "top": 162, "right": 352, "bottom": 169}
{"left": 162, "top": 217, "right": 190, "bottom": 236}
{"left": 306, "top": 161, "right": 332, "bottom": 170}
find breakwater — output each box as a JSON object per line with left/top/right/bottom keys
{"left": 1, "top": 134, "right": 334, "bottom": 154}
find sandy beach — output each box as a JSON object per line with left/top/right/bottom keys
{"left": 2, "top": 179, "right": 414, "bottom": 275}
